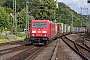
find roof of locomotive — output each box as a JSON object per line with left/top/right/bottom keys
{"left": 32, "top": 20, "right": 55, "bottom": 24}
{"left": 32, "top": 19, "right": 49, "bottom": 21}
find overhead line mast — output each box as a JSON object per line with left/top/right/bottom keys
{"left": 13, "top": 0, "right": 17, "bottom": 34}
{"left": 56, "top": 0, "right": 58, "bottom": 8}
{"left": 26, "top": 0, "right": 30, "bottom": 38}
{"left": 88, "top": 0, "right": 90, "bottom": 3}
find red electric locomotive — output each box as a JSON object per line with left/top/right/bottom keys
{"left": 30, "top": 20, "right": 57, "bottom": 45}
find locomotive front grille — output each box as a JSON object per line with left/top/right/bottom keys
{"left": 30, "top": 37, "right": 48, "bottom": 41}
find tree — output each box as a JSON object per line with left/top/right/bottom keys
{"left": 17, "top": 8, "right": 32, "bottom": 32}
{"left": 55, "top": 2, "right": 85, "bottom": 27}
{"left": 29, "top": 0, "right": 56, "bottom": 21}
{"left": 3, "top": 0, "right": 56, "bottom": 20}
{"left": 4, "top": 0, "right": 25, "bottom": 12}
{"left": 4, "top": 7, "right": 13, "bottom": 14}
{"left": 0, "top": 5, "right": 10, "bottom": 32}
{"left": 2, "top": 0, "right": 85, "bottom": 27}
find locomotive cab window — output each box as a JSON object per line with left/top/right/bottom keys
{"left": 32, "top": 22, "right": 47, "bottom": 28}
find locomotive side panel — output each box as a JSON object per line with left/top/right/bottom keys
{"left": 50, "top": 23, "right": 57, "bottom": 39}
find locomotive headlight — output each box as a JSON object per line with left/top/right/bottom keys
{"left": 42, "top": 31, "right": 47, "bottom": 33}
{"left": 44, "top": 34, "right": 46, "bottom": 36}
{"left": 32, "top": 31, "right": 36, "bottom": 33}
{"left": 32, "top": 34, "right": 35, "bottom": 36}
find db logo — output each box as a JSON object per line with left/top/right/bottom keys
{"left": 38, "top": 31, "right": 41, "bottom": 33}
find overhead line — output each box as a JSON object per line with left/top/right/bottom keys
{"left": 71, "top": 0, "right": 81, "bottom": 7}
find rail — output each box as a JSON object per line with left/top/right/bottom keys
{"left": 61, "top": 36, "right": 90, "bottom": 60}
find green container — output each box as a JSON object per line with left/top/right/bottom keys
{"left": 70, "top": 26, "right": 73, "bottom": 32}
{"left": 66, "top": 24, "right": 68, "bottom": 32}
{"left": 63, "top": 24, "right": 66, "bottom": 33}
{"left": 68, "top": 26, "right": 70, "bottom": 32}
{"left": 60, "top": 23, "right": 64, "bottom": 33}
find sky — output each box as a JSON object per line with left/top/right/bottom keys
{"left": 57, "top": 0, "right": 90, "bottom": 15}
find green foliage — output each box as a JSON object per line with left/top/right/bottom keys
{"left": 4, "top": 7, "right": 13, "bottom": 14}
{"left": 17, "top": 8, "right": 32, "bottom": 32}
{"left": 0, "top": 35, "right": 8, "bottom": 39}
{"left": 0, "top": 0, "right": 86, "bottom": 30}
{"left": 17, "top": 8, "right": 26, "bottom": 31}
{"left": 0, "top": 0, "right": 6, "bottom": 5}
{"left": 4, "top": 0, "right": 25, "bottom": 12}
{"left": 56, "top": 2, "right": 85, "bottom": 27}
{"left": 0, "top": 5, "right": 11, "bottom": 31}
{"left": 29, "top": 0, "right": 56, "bottom": 20}
{"left": 3, "top": 0, "right": 12, "bottom": 8}
{"left": 15, "top": 32, "right": 26, "bottom": 37}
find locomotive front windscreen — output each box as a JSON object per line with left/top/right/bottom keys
{"left": 32, "top": 22, "right": 47, "bottom": 28}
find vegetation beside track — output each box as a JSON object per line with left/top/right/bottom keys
{"left": 83, "top": 33, "right": 90, "bottom": 39}
{"left": 0, "top": 33, "right": 26, "bottom": 43}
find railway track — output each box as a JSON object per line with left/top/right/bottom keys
{"left": 0, "top": 38, "right": 59, "bottom": 60}
{"left": 0, "top": 45, "right": 33, "bottom": 60}
{"left": 0, "top": 46, "right": 28, "bottom": 56}
{"left": 0, "top": 40, "right": 27, "bottom": 56}
{"left": 61, "top": 36, "right": 90, "bottom": 60}
{"left": 25, "top": 45, "right": 47, "bottom": 60}
{"left": 1, "top": 33, "right": 89, "bottom": 60}
{"left": 8, "top": 39, "right": 59, "bottom": 60}
{"left": 0, "top": 40, "right": 32, "bottom": 60}
{"left": 83, "top": 38, "right": 90, "bottom": 50}
{"left": 32, "top": 39, "right": 59, "bottom": 60}
{"left": 78, "top": 33, "right": 90, "bottom": 50}
{"left": 8, "top": 45, "right": 39, "bottom": 60}
{"left": 0, "top": 40, "right": 24, "bottom": 46}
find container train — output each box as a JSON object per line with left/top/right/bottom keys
{"left": 25, "top": 19, "right": 86, "bottom": 45}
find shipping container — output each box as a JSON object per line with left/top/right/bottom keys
{"left": 82, "top": 27, "right": 85, "bottom": 32}
{"left": 60, "top": 23, "right": 64, "bottom": 33}
{"left": 66, "top": 24, "right": 68, "bottom": 32}
{"left": 76, "top": 27, "right": 80, "bottom": 32}
{"left": 68, "top": 26, "right": 71, "bottom": 32}
{"left": 56, "top": 23, "right": 62, "bottom": 37}
{"left": 70, "top": 25, "right": 73, "bottom": 32}
{"left": 74, "top": 27, "right": 76, "bottom": 32}
{"left": 63, "top": 24, "right": 66, "bottom": 33}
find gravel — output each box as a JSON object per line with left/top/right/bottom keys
{"left": 56, "top": 38, "right": 83, "bottom": 60}
{"left": 33, "top": 34, "right": 83, "bottom": 60}
{"left": 66, "top": 34, "right": 79, "bottom": 41}
{"left": 0, "top": 49, "right": 26, "bottom": 60}
{"left": 0, "top": 45, "right": 21, "bottom": 50}
{"left": 0, "top": 34, "right": 84, "bottom": 60}
{"left": 33, "top": 40, "right": 57, "bottom": 60}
